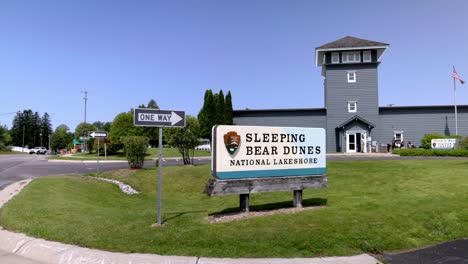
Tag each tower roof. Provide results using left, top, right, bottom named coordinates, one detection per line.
left=316, top=36, right=389, bottom=50
left=315, top=36, right=389, bottom=67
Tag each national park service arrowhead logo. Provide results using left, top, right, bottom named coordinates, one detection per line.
left=224, top=131, right=241, bottom=155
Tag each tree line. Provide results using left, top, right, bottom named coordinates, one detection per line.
left=8, top=110, right=52, bottom=149
left=3, top=91, right=234, bottom=165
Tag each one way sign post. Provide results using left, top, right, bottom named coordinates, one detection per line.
left=88, top=131, right=108, bottom=174
left=133, top=108, right=186, bottom=226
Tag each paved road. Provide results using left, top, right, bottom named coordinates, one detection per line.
left=382, top=239, right=468, bottom=264
left=0, top=154, right=210, bottom=190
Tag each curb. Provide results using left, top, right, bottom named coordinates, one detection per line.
left=47, top=159, right=128, bottom=163
left=47, top=157, right=212, bottom=163
left=0, top=180, right=382, bottom=264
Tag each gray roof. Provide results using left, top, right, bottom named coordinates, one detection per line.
left=316, top=36, right=389, bottom=50
left=233, top=107, right=326, bottom=113
left=337, top=115, right=376, bottom=130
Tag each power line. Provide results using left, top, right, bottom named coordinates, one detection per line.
left=0, top=112, right=17, bottom=116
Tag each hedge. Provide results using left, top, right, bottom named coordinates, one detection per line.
left=393, top=148, right=468, bottom=157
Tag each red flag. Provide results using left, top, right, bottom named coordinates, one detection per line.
left=453, top=67, right=465, bottom=84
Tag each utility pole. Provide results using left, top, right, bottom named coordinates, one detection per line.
left=22, top=126, right=25, bottom=152
left=81, top=91, right=89, bottom=152
left=82, top=91, right=88, bottom=124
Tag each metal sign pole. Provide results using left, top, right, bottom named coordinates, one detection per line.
left=97, top=138, right=100, bottom=173
left=157, top=127, right=163, bottom=225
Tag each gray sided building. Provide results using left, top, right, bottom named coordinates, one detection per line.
left=233, top=36, right=468, bottom=153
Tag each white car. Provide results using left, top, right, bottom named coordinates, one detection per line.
left=29, top=147, right=47, bottom=155
left=195, top=144, right=211, bottom=151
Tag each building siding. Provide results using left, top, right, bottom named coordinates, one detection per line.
left=233, top=109, right=326, bottom=128
left=325, top=63, right=379, bottom=152
left=378, top=106, right=468, bottom=147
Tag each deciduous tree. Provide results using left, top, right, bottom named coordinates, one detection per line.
left=51, top=124, right=73, bottom=150
left=75, top=123, right=97, bottom=153
left=164, top=116, right=200, bottom=165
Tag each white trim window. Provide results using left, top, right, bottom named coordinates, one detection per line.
left=393, top=131, right=403, bottom=142
left=331, top=52, right=340, bottom=64
left=342, top=51, right=361, bottom=63
left=393, top=131, right=404, bottom=147
left=363, top=51, right=372, bottom=62
left=347, top=71, right=356, bottom=83
left=348, top=101, right=357, bottom=113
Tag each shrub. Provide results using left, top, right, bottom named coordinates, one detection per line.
left=421, top=134, right=447, bottom=149
left=393, top=148, right=468, bottom=157
left=106, top=141, right=122, bottom=154
left=0, top=143, right=11, bottom=152
left=457, top=136, right=468, bottom=150
left=123, top=136, right=149, bottom=169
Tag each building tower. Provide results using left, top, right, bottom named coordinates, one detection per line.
left=315, top=36, right=389, bottom=152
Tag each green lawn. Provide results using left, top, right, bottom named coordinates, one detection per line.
left=48, top=147, right=211, bottom=160
left=1, top=160, right=468, bottom=258
left=0, top=150, right=26, bottom=155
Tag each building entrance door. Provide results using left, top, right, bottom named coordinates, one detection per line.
left=346, top=132, right=367, bottom=153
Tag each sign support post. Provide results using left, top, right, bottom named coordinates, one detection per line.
left=97, top=138, right=100, bottom=173
left=133, top=108, right=186, bottom=226
left=88, top=131, right=108, bottom=173
left=157, top=127, right=163, bottom=225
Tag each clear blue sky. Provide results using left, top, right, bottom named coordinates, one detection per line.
left=1, top=0, right=467, bottom=131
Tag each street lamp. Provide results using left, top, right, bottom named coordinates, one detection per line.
left=40, top=132, right=43, bottom=147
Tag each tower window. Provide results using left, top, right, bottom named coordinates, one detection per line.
left=348, top=101, right=357, bottom=113
left=331, top=52, right=339, bottom=64
left=363, top=51, right=372, bottom=62
left=347, top=71, right=356, bottom=83
left=342, top=52, right=360, bottom=63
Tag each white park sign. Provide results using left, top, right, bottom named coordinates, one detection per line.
left=431, top=138, right=457, bottom=149
left=212, top=125, right=326, bottom=180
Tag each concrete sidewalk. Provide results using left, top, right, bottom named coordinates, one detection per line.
left=0, top=180, right=382, bottom=264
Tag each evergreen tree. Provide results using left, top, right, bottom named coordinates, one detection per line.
left=214, top=90, right=225, bottom=125
left=40, top=112, right=53, bottom=148
left=224, top=90, right=233, bottom=125
left=198, top=89, right=215, bottom=139
left=10, top=112, right=22, bottom=146
left=0, top=124, right=10, bottom=150
left=31, top=112, right=41, bottom=147
left=147, top=99, right=159, bottom=109
left=10, top=110, right=39, bottom=148
left=9, top=110, right=54, bottom=148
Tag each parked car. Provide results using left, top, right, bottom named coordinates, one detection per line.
left=29, top=147, right=47, bottom=155
left=195, top=144, right=211, bottom=151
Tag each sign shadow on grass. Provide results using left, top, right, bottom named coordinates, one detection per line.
left=210, top=197, right=327, bottom=216
left=164, top=210, right=208, bottom=222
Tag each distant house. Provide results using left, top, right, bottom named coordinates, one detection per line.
left=233, top=36, right=468, bottom=153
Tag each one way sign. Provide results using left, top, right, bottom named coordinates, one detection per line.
left=134, top=108, right=186, bottom=128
